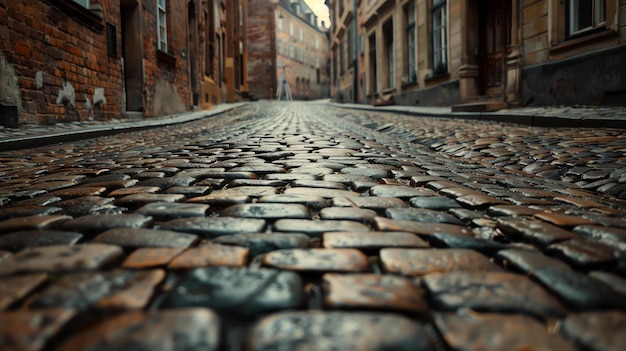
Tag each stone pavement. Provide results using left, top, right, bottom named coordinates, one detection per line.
left=0, top=101, right=625, bottom=350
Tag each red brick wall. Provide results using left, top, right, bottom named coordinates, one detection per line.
left=0, top=0, right=123, bottom=124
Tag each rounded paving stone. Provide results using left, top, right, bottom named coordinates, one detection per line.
left=369, top=184, right=436, bottom=198
left=135, top=202, right=210, bottom=220
left=162, top=266, right=303, bottom=316
left=60, top=308, right=221, bottom=351
left=323, top=273, right=428, bottom=313
left=0, top=309, right=76, bottom=351
left=561, top=311, right=626, bottom=351
left=429, top=233, right=508, bottom=254
left=0, top=244, right=123, bottom=275
left=385, top=208, right=464, bottom=225
left=210, top=232, right=311, bottom=257
left=0, top=273, right=48, bottom=310
left=223, top=203, right=311, bottom=219
left=250, top=310, right=435, bottom=351
left=374, top=217, right=473, bottom=238
left=409, top=196, right=463, bottom=210
left=92, top=228, right=198, bottom=249
left=61, top=214, right=154, bottom=235
left=168, top=244, right=249, bottom=268
left=496, top=217, right=577, bottom=247
left=0, top=215, right=72, bottom=234
left=122, top=247, right=187, bottom=268
left=262, top=248, right=370, bottom=272
left=319, top=207, right=378, bottom=222
left=333, top=196, right=408, bottom=210
left=422, top=272, right=567, bottom=320
left=159, top=216, right=267, bottom=238
left=0, top=230, right=82, bottom=252
left=381, top=248, right=501, bottom=276
left=323, top=231, right=428, bottom=251
left=273, top=219, right=370, bottom=238
left=434, top=311, right=576, bottom=351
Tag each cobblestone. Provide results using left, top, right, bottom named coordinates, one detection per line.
left=0, top=102, right=625, bottom=349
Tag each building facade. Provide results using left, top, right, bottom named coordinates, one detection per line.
left=328, top=0, right=626, bottom=109
left=247, top=0, right=330, bottom=101
left=0, top=0, right=248, bottom=127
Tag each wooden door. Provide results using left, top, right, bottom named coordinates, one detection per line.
left=480, top=0, right=509, bottom=96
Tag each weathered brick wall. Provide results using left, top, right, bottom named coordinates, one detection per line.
left=247, top=0, right=277, bottom=100
left=141, top=0, right=191, bottom=117
left=0, top=0, right=123, bottom=124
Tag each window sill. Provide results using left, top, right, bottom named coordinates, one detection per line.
left=157, top=49, right=177, bottom=66
left=401, top=80, right=418, bottom=88
left=425, top=71, right=450, bottom=84
left=550, top=29, right=618, bottom=55
left=55, top=0, right=104, bottom=32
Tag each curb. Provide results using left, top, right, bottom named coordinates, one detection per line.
left=327, top=102, right=626, bottom=129
left=0, top=103, right=247, bottom=152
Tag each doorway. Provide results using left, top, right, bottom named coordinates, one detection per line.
left=121, top=0, right=144, bottom=112
left=479, top=0, right=510, bottom=96
left=188, top=1, right=199, bottom=106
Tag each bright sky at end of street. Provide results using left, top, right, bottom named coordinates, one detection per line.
left=304, top=0, right=331, bottom=28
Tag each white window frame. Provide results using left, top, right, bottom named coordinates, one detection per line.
left=157, top=0, right=168, bottom=52
left=568, top=0, right=606, bottom=36
left=432, top=0, right=447, bottom=74
left=72, top=0, right=90, bottom=8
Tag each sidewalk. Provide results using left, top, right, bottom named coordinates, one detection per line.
left=329, top=102, right=626, bottom=129
left=0, top=103, right=247, bottom=152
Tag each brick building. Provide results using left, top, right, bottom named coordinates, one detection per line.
left=247, top=0, right=330, bottom=100
left=329, top=0, right=626, bottom=109
left=0, top=0, right=248, bottom=127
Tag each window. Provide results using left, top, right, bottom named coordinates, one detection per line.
left=347, top=23, right=354, bottom=67
left=157, top=0, right=167, bottom=52
left=278, top=13, right=283, bottom=31
left=432, top=0, right=447, bottom=74
left=339, top=39, right=345, bottom=74
left=277, top=39, right=284, bottom=55
left=568, top=0, right=605, bottom=36
left=368, top=33, right=377, bottom=94
left=405, top=3, right=416, bottom=83
left=299, top=28, right=304, bottom=41
left=383, top=20, right=394, bottom=88
left=289, top=45, right=295, bottom=59
left=72, top=0, right=90, bottom=7
left=289, top=22, right=294, bottom=36
left=315, top=37, right=320, bottom=50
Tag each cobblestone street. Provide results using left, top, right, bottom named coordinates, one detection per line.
left=1, top=101, right=625, bottom=350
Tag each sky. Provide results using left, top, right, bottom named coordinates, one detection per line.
left=304, top=0, right=331, bottom=28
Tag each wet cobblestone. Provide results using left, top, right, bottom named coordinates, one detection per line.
left=0, top=102, right=625, bottom=349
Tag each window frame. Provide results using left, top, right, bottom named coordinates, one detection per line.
left=567, top=0, right=606, bottom=37
left=157, top=0, right=168, bottom=52
left=405, top=2, right=417, bottom=84
left=72, top=0, right=89, bottom=8
left=431, top=0, right=447, bottom=75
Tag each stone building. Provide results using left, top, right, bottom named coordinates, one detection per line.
left=247, top=0, right=330, bottom=100
left=328, top=0, right=626, bottom=109
left=0, top=0, right=249, bottom=127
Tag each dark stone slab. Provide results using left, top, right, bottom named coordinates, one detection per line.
left=92, top=228, right=198, bottom=249
left=136, top=202, right=209, bottom=220
left=0, top=230, right=82, bottom=252
left=250, top=310, right=435, bottom=351
left=381, top=248, right=500, bottom=276
left=122, top=247, right=186, bottom=268
left=589, top=271, right=626, bottom=295
left=223, top=203, right=311, bottom=219
left=62, top=214, right=154, bottom=235
left=422, top=272, right=566, bottom=320
left=60, top=308, right=220, bottom=351
left=168, top=245, right=249, bottom=268
left=0, top=273, right=47, bottom=309
left=319, top=207, right=378, bottom=222
left=534, top=212, right=596, bottom=227
left=7, top=195, right=62, bottom=207
left=186, top=193, right=251, bottom=206
left=495, top=249, right=571, bottom=274
left=546, top=238, right=620, bottom=269
left=429, top=233, right=508, bottom=254
left=374, top=217, right=473, bottom=238
left=324, top=173, right=375, bottom=184
left=434, top=312, right=577, bottom=351
left=284, top=187, right=361, bottom=199
left=369, top=185, right=436, bottom=198
left=0, top=244, right=123, bottom=275
left=163, top=266, right=303, bottom=316
left=323, top=231, right=428, bottom=251
left=0, top=309, right=76, bottom=351
left=263, top=248, right=370, bottom=272
left=323, top=273, right=427, bottom=313
left=164, top=185, right=212, bottom=197
left=573, top=224, right=626, bottom=242
left=333, top=196, right=408, bottom=210
left=533, top=266, right=626, bottom=310
left=139, top=175, right=196, bottom=189
left=159, top=216, right=267, bottom=238
left=386, top=208, right=464, bottom=225
left=229, top=179, right=287, bottom=187
left=258, top=194, right=330, bottom=210
left=292, top=179, right=347, bottom=190
left=264, top=173, right=317, bottom=181
left=341, top=167, right=389, bottom=179
left=0, top=206, right=63, bottom=221
left=116, top=193, right=186, bottom=206
left=487, top=204, right=544, bottom=217
left=211, top=232, right=310, bottom=257
left=496, top=217, right=577, bottom=247
left=108, top=186, right=162, bottom=197
left=409, top=196, right=462, bottom=210
left=455, top=194, right=509, bottom=208
left=30, top=269, right=165, bottom=310
left=0, top=215, right=72, bottom=234
left=561, top=312, right=626, bottom=351
left=274, top=219, right=369, bottom=238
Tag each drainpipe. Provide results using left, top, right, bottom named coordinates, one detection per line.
left=352, top=0, right=358, bottom=104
